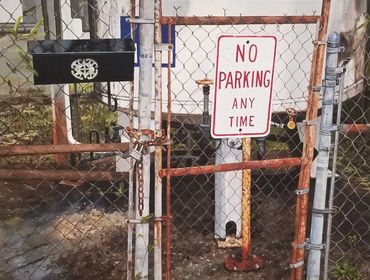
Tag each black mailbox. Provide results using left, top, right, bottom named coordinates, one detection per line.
left=28, top=38, right=135, bottom=85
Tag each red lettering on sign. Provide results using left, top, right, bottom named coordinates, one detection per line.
left=249, top=44, right=258, bottom=62
left=235, top=43, right=258, bottom=63
left=218, top=70, right=271, bottom=90
left=228, top=115, right=255, bottom=127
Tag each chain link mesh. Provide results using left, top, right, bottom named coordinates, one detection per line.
left=0, top=1, right=137, bottom=279
left=327, top=26, right=370, bottom=278
left=166, top=18, right=316, bottom=279
left=0, top=1, right=369, bottom=280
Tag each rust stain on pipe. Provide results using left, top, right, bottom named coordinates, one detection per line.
left=291, top=1, right=332, bottom=279
left=160, top=157, right=302, bottom=178
left=0, top=169, right=125, bottom=182
left=161, top=15, right=321, bottom=26
left=0, top=143, right=130, bottom=157
left=241, top=138, right=251, bottom=261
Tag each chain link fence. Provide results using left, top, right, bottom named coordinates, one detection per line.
left=0, top=1, right=137, bottom=279
left=0, top=1, right=369, bottom=280
left=327, top=19, right=370, bottom=278
left=165, top=16, right=317, bottom=279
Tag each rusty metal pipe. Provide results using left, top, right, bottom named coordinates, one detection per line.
left=0, top=143, right=130, bottom=157
left=154, top=0, right=163, bottom=279
left=341, top=124, right=370, bottom=135
left=161, top=15, right=321, bottom=25
left=224, top=138, right=263, bottom=271
left=290, top=1, right=332, bottom=279
left=160, top=157, right=301, bottom=177
left=0, top=169, right=125, bottom=181
left=241, top=138, right=252, bottom=261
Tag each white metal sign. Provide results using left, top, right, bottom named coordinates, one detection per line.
left=211, top=35, right=277, bottom=138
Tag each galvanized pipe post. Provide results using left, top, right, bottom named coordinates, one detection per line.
left=307, top=32, right=341, bottom=280
left=135, top=0, right=154, bottom=279
left=154, top=0, right=163, bottom=279
left=323, top=58, right=347, bottom=280
left=127, top=1, right=136, bottom=279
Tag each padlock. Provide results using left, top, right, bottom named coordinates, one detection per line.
left=286, top=108, right=297, bottom=130
left=287, top=117, right=296, bottom=130
left=129, top=143, right=143, bottom=161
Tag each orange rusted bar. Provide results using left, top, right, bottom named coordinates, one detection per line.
left=290, top=1, right=331, bottom=279
left=341, top=124, right=370, bottom=135
left=0, top=143, right=130, bottom=157
left=241, top=138, right=252, bottom=261
left=0, top=169, right=125, bottom=181
left=160, top=157, right=302, bottom=177
left=224, top=138, right=263, bottom=271
left=161, top=15, right=321, bottom=25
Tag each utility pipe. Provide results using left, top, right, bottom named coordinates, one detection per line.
left=135, top=0, right=154, bottom=279
left=0, top=143, right=130, bottom=156
left=322, top=58, right=347, bottom=280
left=160, top=157, right=302, bottom=177
left=161, top=15, right=321, bottom=25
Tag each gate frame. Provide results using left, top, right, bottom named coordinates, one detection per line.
left=157, top=1, right=331, bottom=279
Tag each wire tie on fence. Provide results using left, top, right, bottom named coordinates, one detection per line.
left=155, top=43, right=171, bottom=51
left=326, top=46, right=345, bottom=54
left=318, top=145, right=332, bottom=152
left=303, top=120, right=317, bottom=126
left=320, top=125, right=340, bottom=135
left=312, top=40, right=326, bottom=46
left=295, top=188, right=310, bottom=196
left=306, top=242, right=326, bottom=250
left=312, top=207, right=337, bottom=215
left=125, top=18, right=155, bottom=24
left=293, top=238, right=309, bottom=249
left=322, top=79, right=337, bottom=88
left=322, top=99, right=334, bottom=106
left=289, top=260, right=304, bottom=269
left=326, top=66, right=345, bottom=75
left=126, top=219, right=150, bottom=224
left=312, top=85, right=322, bottom=92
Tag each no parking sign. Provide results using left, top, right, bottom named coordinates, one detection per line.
left=211, top=35, right=277, bottom=138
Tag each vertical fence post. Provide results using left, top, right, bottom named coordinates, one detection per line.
left=290, top=1, right=331, bottom=279
left=135, top=0, right=154, bottom=279
left=127, top=1, right=136, bottom=279
left=307, top=32, right=342, bottom=280
left=323, top=58, right=347, bottom=280
left=154, top=0, right=163, bottom=279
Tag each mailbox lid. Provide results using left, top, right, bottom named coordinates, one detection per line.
left=28, top=38, right=135, bottom=54
left=27, top=38, right=135, bottom=85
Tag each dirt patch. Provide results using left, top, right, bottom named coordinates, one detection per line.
left=0, top=164, right=368, bottom=280
left=0, top=179, right=128, bottom=280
